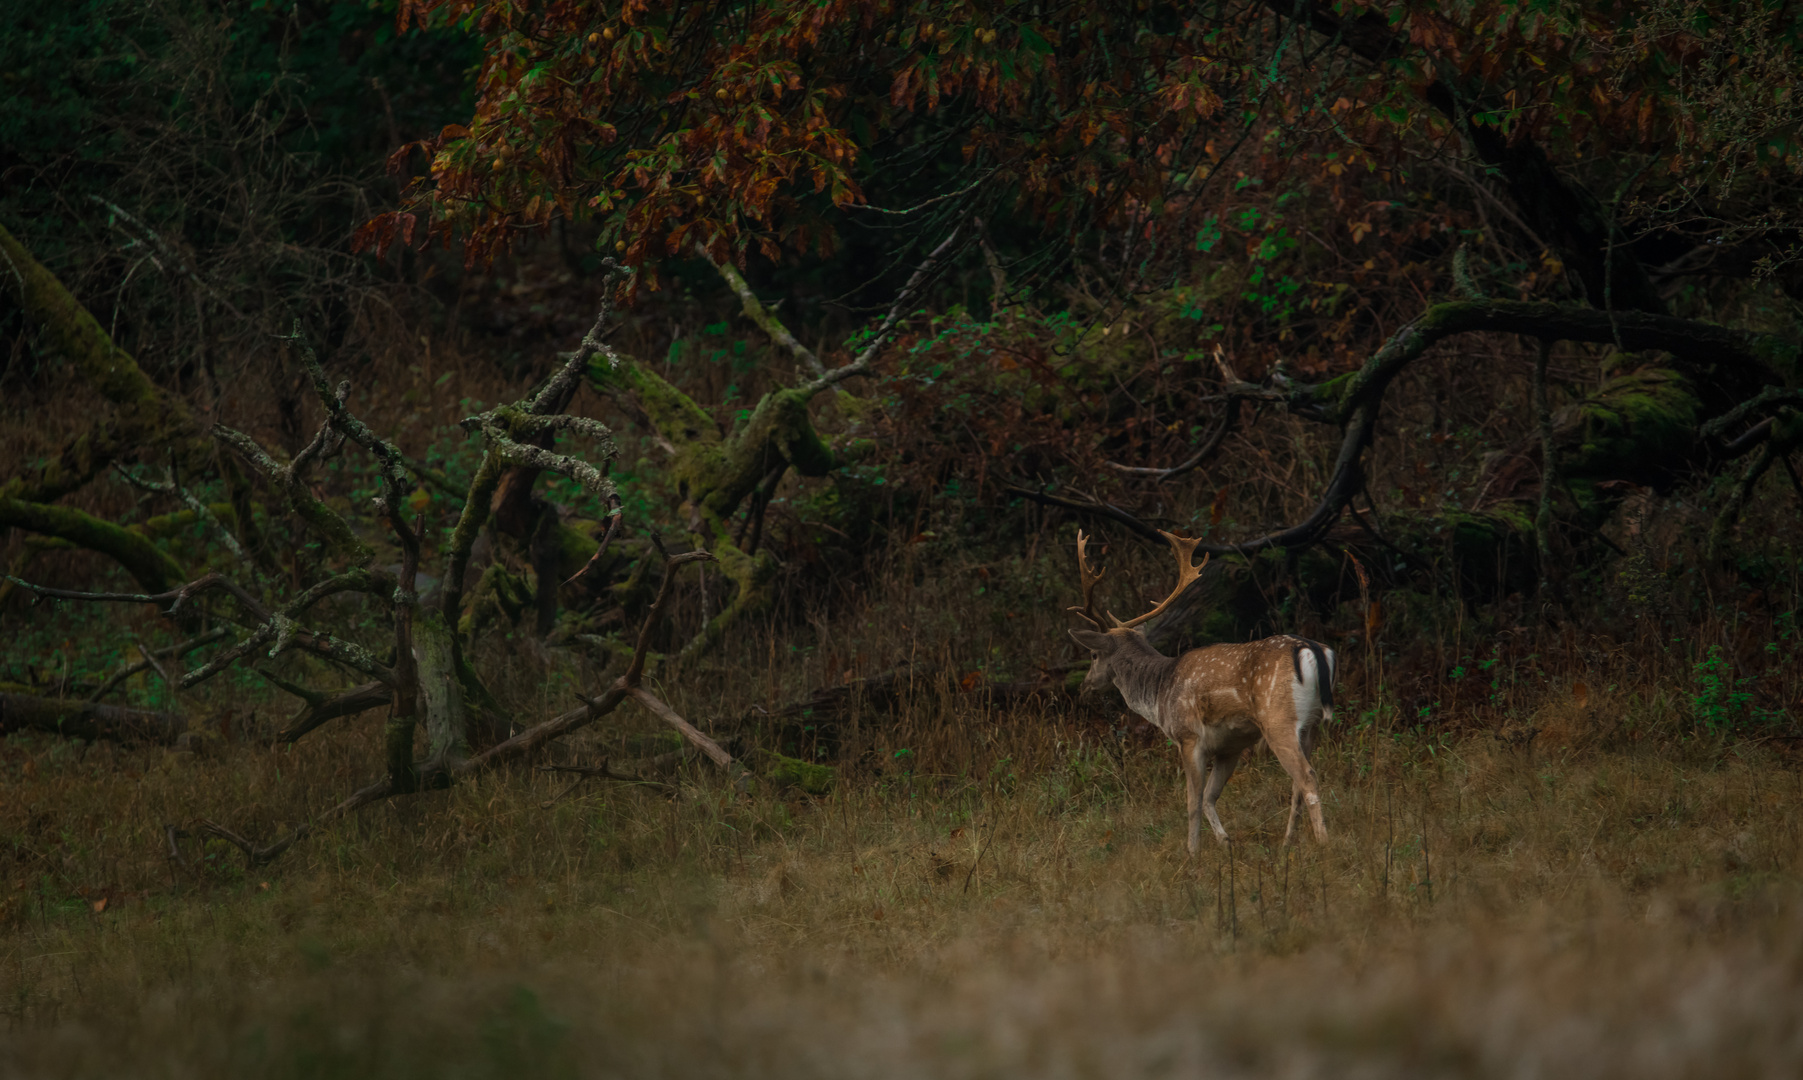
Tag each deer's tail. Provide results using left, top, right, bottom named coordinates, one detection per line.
left=1291, top=638, right=1336, bottom=722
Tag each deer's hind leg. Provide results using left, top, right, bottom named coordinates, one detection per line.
left=1266, top=711, right=1326, bottom=843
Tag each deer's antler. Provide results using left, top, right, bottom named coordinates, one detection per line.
left=1067, top=529, right=1107, bottom=628
left=1111, top=530, right=1208, bottom=630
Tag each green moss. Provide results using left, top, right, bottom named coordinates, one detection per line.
left=589, top=356, right=718, bottom=446
left=139, top=502, right=238, bottom=540
left=0, top=497, right=185, bottom=594
left=1435, top=508, right=1534, bottom=597
left=1563, top=368, right=1696, bottom=480
left=1307, top=370, right=1358, bottom=408
left=0, top=224, right=207, bottom=498
left=759, top=750, right=835, bottom=795
left=460, top=564, right=534, bottom=637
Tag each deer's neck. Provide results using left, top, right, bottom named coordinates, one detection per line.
left=1109, top=639, right=1179, bottom=724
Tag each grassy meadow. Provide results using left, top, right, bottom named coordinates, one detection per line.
left=5, top=556, right=1802, bottom=1079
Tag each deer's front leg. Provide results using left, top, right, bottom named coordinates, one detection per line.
left=1201, top=748, right=1242, bottom=846
left=1178, top=735, right=1205, bottom=854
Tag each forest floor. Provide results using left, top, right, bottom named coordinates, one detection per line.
left=5, top=574, right=1802, bottom=1078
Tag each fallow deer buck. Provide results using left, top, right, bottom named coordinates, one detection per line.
left=1067, top=530, right=1336, bottom=851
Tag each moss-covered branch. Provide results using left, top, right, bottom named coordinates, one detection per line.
left=0, top=497, right=186, bottom=594
left=0, top=222, right=205, bottom=503
left=213, top=424, right=373, bottom=563
left=705, top=244, right=824, bottom=377
left=587, top=355, right=860, bottom=659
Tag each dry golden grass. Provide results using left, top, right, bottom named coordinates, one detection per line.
left=5, top=557, right=1802, bottom=1079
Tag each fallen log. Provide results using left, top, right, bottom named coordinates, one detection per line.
left=0, top=692, right=185, bottom=744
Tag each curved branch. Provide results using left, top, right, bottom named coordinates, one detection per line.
left=270, top=681, right=393, bottom=745
left=1196, top=402, right=1375, bottom=557
left=0, top=223, right=205, bottom=502
left=0, top=498, right=188, bottom=595
left=1310, top=300, right=1786, bottom=427
left=1004, top=484, right=1165, bottom=544
left=1104, top=403, right=1240, bottom=480
left=1702, top=386, right=1803, bottom=441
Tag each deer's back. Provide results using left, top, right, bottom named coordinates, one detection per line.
left=1166, top=637, right=1310, bottom=731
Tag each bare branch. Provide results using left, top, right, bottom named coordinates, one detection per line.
left=1104, top=403, right=1240, bottom=480
left=1702, top=386, right=1803, bottom=441
left=4, top=570, right=252, bottom=617
left=843, top=170, right=993, bottom=216
left=114, top=462, right=250, bottom=563
left=285, top=324, right=411, bottom=509
left=87, top=627, right=230, bottom=703
left=625, top=686, right=743, bottom=777
left=628, top=548, right=714, bottom=685
left=563, top=495, right=625, bottom=587
left=538, top=759, right=676, bottom=802
left=270, top=680, right=392, bottom=744
left=468, top=423, right=618, bottom=501
left=797, top=226, right=966, bottom=398
left=1003, top=486, right=1166, bottom=544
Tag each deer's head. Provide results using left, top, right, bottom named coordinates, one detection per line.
left=1066, top=528, right=1208, bottom=692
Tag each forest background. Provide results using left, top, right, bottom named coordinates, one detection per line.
left=3, top=1, right=1803, bottom=1076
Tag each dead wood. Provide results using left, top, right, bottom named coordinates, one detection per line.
left=271, top=681, right=393, bottom=744
left=0, top=693, right=185, bottom=745
left=171, top=546, right=740, bottom=869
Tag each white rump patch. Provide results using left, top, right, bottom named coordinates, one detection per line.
left=1292, top=646, right=1319, bottom=736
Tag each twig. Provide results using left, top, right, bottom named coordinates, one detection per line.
left=842, top=170, right=993, bottom=216
left=1104, top=403, right=1240, bottom=480
left=130, top=635, right=179, bottom=698
left=563, top=497, right=625, bottom=587
left=537, top=758, right=677, bottom=803
left=86, top=628, right=229, bottom=703
left=963, top=823, right=994, bottom=894
left=796, top=226, right=965, bottom=397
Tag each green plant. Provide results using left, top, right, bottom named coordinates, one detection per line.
left=1691, top=645, right=1755, bottom=734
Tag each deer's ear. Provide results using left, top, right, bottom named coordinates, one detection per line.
left=1068, top=628, right=1113, bottom=653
